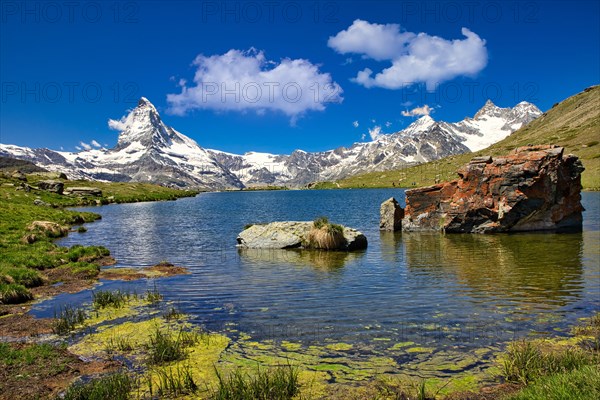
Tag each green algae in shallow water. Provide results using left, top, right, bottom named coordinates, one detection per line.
left=325, top=343, right=353, bottom=351
left=388, top=341, right=415, bottom=350
left=69, top=316, right=230, bottom=395
left=406, top=347, right=435, bottom=353
left=281, top=341, right=302, bottom=351
left=69, top=318, right=168, bottom=356
left=84, top=297, right=155, bottom=327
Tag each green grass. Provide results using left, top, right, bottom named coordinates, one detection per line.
left=146, top=325, right=200, bottom=364
left=92, top=289, right=130, bottom=309
left=104, top=335, right=134, bottom=354
left=52, top=305, right=87, bottom=335
left=61, top=371, right=135, bottom=400
left=0, top=282, right=33, bottom=303
left=319, top=85, right=600, bottom=191
left=0, top=342, right=61, bottom=366
left=502, top=314, right=600, bottom=399
left=146, top=284, right=163, bottom=304
left=147, top=365, right=199, bottom=397
left=507, top=365, right=600, bottom=400
left=312, top=216, right=344, bottom=234
left=0, top=174, right=196, bottom=304
left=214, top=365, right=299, bottom=400
left=502, top=341, right=596, bottom=385
left=0, top=342, right=72, bottom=379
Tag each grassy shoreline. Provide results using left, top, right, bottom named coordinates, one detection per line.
left=0, top=173, right=197, bottom=305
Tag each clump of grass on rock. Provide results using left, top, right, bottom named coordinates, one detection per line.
left=306, top=217, right=347, bottom=250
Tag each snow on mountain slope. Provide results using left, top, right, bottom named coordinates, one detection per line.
left=449, top=100, right=542, bottom=151
left=1, top=98, right=243, bottom=189
left=0, top=97, right=541, bottom=188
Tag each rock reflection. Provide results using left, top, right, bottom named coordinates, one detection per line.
left=402, top=232, right=584, bottom=306
left=379, top=231, right=405, bottom=263
left=238, top=248, right=364, bottom=270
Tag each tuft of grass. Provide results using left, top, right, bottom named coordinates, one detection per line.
left=502, top=340, right=597, bottom=385
left=77, top=226, right=87, bottom=233
left=164, top=306, right=183, bottom=321
left=312, top=216, right=329, bottom=229
left=0, top=266, right=43, bottom=287
left=146, top=326, right=200, bottom=365
left=508, top=365, right=600, bottom=400
left=146, top=284, right=163, bottom=304
left=147, top=365, right=198, bottom=397
left=92, top=289, right=129, bottom=309
left=52, top=305, right=87, bottom=335
left=306, top=217, right=346, bottom=250
left=66, top=244, right=109, bottom=262
left=61, top=371, right=134, bottom=400
left=104, top=335, right=134, bottom=355
left=0, top=282, right=33, bottom=304
left=213, top=365, right=299, bottom=400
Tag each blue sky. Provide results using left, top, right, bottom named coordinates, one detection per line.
left=1, top=0, right=598, bottom=154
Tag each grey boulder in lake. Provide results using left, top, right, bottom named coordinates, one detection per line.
left=237, top=221, right=368, bottom=251
left=379, top=197, right=404, bottom=231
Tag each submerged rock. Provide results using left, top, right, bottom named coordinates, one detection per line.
left=380, top=197, right=404, bottom=231
left=402, top=145, right=585, bottom=233
left=237, top=221, right=367, bottom=251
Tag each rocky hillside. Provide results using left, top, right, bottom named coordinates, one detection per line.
left=325, top=85, right=600, bottom=190
left=0, top=156, right=47, bottom=173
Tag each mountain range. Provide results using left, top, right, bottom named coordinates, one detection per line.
left=327, top=85, right=599, bottom=191
left=0, top=97, right=541, bottom=189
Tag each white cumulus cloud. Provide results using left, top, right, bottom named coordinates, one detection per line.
left=166, top=48, right=343, bottom=123
left=91, top=140, right=102, bottom=148
left=79, top=141, right=92, bottom=151
left=329, top=20, right=488, bottom=90
left=108, top=117, right=128, bottom=131
left=353, top=120, right=359, bottom=128
left=401, top=104, right=433, bottom=117
left=328, top=19, right=415, bottom=61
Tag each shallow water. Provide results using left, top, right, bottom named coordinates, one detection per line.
left=32, top=189, right=600, bottom=376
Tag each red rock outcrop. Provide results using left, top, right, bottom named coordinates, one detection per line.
left=402, top=145, right=585, bottom=233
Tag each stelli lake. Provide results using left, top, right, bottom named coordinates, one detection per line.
left=32, top=189, right=600, bottom=381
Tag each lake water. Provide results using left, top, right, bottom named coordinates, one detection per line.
left=32, top=189, right=600, bottom=379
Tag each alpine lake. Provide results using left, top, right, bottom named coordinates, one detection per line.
left=31, top=189, right=600, bottom=394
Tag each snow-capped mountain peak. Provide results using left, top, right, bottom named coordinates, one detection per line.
left=402, top=115, right=436, bottom=136
left=0, top=97, right=542, bottom=189
left=474, top=99, right=504, bottom=119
